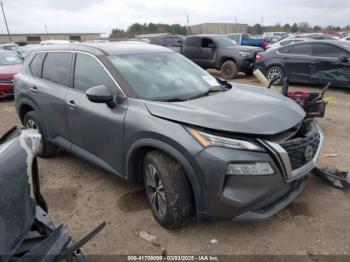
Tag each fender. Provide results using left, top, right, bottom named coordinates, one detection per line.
left=16, top=97, right=50, bottom=139
left=126, top=138, right=204, bottom=211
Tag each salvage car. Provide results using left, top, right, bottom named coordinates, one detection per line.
left=266, top=37, right=310, bottom=51
left=0, top=127, right=104, bottom=261
left=15, top=42, right=323, bottom=229
left=0, top=50, right=22, bottom=98
left=182, top=35, right=263, bottom=78
left=255, top=40, right=350, bottom=86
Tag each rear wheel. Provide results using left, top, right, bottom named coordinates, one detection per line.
left=23, top=111, right=57, bottom=157
left=220, top=60, right=238, bottom=79
left=266, top=66, right=284, bottom=86
left=143, top=150, right=194, bottom=229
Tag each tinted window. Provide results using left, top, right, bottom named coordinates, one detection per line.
left=278, top=46, right=291, bottom=54
left=201, top=38, right=215, bottom=48
left=42, top=52, right=73, bottom=86
left=186, top=37, right=200, bottom=47
left=29, top=53, right=46, bottom=77
left=312, top=44, right=348, bottom=58
left=280, top=40, right=303, bottom=46
left=74, top=53, right=116, bottom=93
left=165, top=37, right=182, bottom=46
left=288, top=44, right=312, bottom=55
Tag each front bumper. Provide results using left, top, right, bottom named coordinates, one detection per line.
left=0, top=84, right=14, bottom=98
left=194, top=123, right=323, bottom=220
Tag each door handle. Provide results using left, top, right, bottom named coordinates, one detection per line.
left=30, top=86, right=39, bottom=93
left=67, top=100, right=77, bottom=108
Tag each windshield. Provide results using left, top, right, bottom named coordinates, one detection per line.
left=215, top=36, right=237, bottom=48
left=0, top=52, right=22, bottom=66
left=109, top=52, right=222, bottom=101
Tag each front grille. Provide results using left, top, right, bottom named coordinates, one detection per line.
left=279, top=121, right=320, bottom=170
left=0, top=78, right=13, bottom=85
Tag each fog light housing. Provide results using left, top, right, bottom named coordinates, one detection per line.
left=226, top=162, right=274, bottom=176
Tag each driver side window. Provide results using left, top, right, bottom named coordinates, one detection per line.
left=74, top=53, right=116, bottom=93
left=201, top=38, right=215, bottom=48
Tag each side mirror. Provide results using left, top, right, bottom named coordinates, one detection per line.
left=338, top=56, right=349, bottom=63
left=86, top=85, right=116, bottom=108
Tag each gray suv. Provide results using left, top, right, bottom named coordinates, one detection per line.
left=15, top=42, right=323, bottom=229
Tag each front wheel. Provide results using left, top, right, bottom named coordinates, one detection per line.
left=220, top=60, right=238, bottom=79
left=143, top=151, right=194, bottom=229
left=266, top=66, right=285, bottom=86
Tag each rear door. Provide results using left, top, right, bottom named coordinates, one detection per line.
left=32, top=52, right=73, bottom=145
left=182, top=37, right=201, bottom=63
left=282, top=43, right=313, bottom=83
left=65, top=52, right=127, bottom=176
left=197, top=38, right=217, bottom=68
left=310, top=43, right=350, bottom=87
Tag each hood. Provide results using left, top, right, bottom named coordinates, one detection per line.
left=0, top=64, right=22, bottom=77
left=225, top=46, right=264, bottom=53
left=145, top=84, right=306, bottom=136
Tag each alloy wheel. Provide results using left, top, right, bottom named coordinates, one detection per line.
left=145, top=163, right=166, bottom=217
left=267, top=68, right=282, bottom=83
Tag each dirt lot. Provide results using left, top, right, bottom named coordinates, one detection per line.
left=1, top=75, right=350, bottom=256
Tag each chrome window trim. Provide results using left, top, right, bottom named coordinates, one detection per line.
left=261, top=122, right=324, bottom=182
left=31, top=50, right=126, bottom=97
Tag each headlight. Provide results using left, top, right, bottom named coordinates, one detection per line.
left=238, top=51, right=251, bottom=57
left=186, top=127, right=264, bottom=151
left=226, top=162, right=275, bottom=176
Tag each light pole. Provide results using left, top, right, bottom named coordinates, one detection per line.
left=1, top=1, right=11, bottom=42
left=44, top=25, right=49, bottom=40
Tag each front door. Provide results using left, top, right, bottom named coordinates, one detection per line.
left=283, top=43, right=313, bottom=83
left=310, top=43, right=350, bottom=87
left=66, top=53, right=127, bottom=177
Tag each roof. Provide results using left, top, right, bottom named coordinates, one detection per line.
left=31, top=41, right=174, bottom=56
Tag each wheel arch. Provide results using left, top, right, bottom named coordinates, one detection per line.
left=219, top=56, right=237, bottom=68
left=125, top=138, right=204, bottom=211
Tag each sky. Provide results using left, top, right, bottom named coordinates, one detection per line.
left=1, top=0, right=350, bottom=35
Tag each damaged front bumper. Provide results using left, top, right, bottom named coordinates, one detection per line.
left=194, top=121, right=323, bottom=221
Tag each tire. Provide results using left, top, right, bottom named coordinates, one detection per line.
left=245, top=69, right=254, bottom=76
left=23, top=111, right=57, bottom=157
left=266, top=66, right=285, bottom=86
left=220, top=60, right=238, bottom=79
left=143, top=150, right=194, bottom=229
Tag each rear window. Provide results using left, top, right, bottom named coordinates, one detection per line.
left=186, top=37, right=200, bottom=47
left=288, top=43, right=312, bottom=56
left=29, top=53, right=46, bottom=78
left=0, top=52, right=22, bottom=66
left=42, top=52, right=73, bottom=86
left=313, top=43, right=349, bottom=58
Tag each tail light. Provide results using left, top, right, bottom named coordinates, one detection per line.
left=256, top=53, right=264, bottom=62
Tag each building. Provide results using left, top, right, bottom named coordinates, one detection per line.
left=190, top=23, right=248, bottom=35
left=0, top=33, right=102, bottom=44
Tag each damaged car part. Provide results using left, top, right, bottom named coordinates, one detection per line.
left=311, top=167, right=349, bottom=189
left=0, top=127, right=105, bottom=261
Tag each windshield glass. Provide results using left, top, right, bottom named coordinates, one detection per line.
left=109, top=52, right=222, bottom=101
left=0, top=52, right=22, bottom=66
left=215, top=36, right=237, bottom=48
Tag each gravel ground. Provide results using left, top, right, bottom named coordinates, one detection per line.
left=1, top=75, right=349, bottom=256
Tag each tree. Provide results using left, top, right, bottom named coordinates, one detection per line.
left=249, top=23, right=263, bottom=35
left=291, top=23, right=298, bottom=33
left=299, top=22, right=311, bottom=33
left=313, top=25, right=322, bottom=32
left=282, top=23, right=291, bottom=32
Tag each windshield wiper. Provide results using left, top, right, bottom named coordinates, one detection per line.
left=188, top=85, right=229, bottom=100
left=157, top=97, right=187, bottom=102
